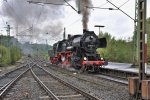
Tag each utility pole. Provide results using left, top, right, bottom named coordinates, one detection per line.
left=0, top=30, right=2, bottom=46
left=4, top=23, right=12, bottom=47
left=138, top=0, right=147, bottom=84
left=6, top=25, right=10, bottom=36
left=46, top=39, right=47, bottom=49
left=136, top=0, right=147, bottom=99
left=0, top=30, right=2, bottom=63
left=15, top=25, right=18, bottom=37
left=4, top=23, right=13, bottom=37
left=133, top=0, right=139, bottom=66
left=63, top=27, right=66, bottom=40
left=0, top=30, right=2, bottom=35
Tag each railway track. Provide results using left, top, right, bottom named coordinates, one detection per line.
left=0, top=64, right=30, bottom=98
left=0, top=64, right=28, bottom=78
left=3, top=69, right=51, bottom=99
left=0, top=58, right=129, bottom=99
left=5, top=58, right=128, bottom=99
left=43, top=64, right=128, bottom=85
left=31, top=64, right=100, bottom=100
left=39, top=63, right=129, bottom=99
left=45, top=62, right=150, bottom=85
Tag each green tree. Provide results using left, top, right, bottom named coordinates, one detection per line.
left=98, top=32, right=133, bottom=63
left=147, top=17, right=150, bottom=63
left=97, top=17, right=150, bottom=63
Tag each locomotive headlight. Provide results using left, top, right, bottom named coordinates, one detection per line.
left=61, top=56, right=65, bottom=61
left=101, top=58, right=104, bottom=60
left=84, top=57, right=87, bottom=61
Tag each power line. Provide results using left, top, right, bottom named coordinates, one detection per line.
left=27, top=1, right=69, bottom=6
left=65, top=17, right=81, bottom=28
left=29, top=0, right=48, bottom=36
left=30, top=4, right=39, bottom=28
left=16, top=27, right=33, bottom=36
left=3, top=0, right=33, bottom=38
left=27, top=0, right=68, bottom=26
left=98, top=1, right=109, bottom=8
left=0, top=1, right=6, bottom=25
left=63, top=0, right=79, bottom=14
left=118, top=0, right=130, bottom=8
left=0, top=2, right=7, bottom=26
left=106, top=0, right=135, bottom=21
left=0, top=16, right=6, bottom=26
left=34, top=1, right=46, bottom=26
left=86, top=6, right=117, bottom=10
left=27, top=0, right=80, bottom=14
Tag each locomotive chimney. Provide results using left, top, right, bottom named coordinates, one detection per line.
left=83, top=29, right=87, bottom=33
left=68, top=34, right=71, bottom=39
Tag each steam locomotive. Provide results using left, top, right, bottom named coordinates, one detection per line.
left=49, top=30, right=107, bottom=72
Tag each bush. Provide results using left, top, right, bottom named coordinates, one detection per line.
left=97, top=32, right=134, bottom=63
left=10, top=46, right=21, bottom=64
left=0, top=45, right=11, bottom=66
left=0, top=45, right=21, bottom=66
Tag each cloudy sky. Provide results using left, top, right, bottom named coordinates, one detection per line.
left=64, top=0, right=150, bottom=39
left=0, top=0, right=150, bottom=45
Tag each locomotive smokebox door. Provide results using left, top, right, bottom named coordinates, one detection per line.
left=98, top=38, right=107, bottom=48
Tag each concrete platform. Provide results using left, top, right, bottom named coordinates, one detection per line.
left=104, top=62, right=150, bottom=74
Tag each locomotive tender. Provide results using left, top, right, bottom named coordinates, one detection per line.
left=49, top=30, right=107, bottom=72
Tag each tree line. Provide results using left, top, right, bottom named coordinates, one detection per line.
left=97, top=32, right=134, bottom=63
left=0, top=36, right=21, bottom=67
left=97, top=17, right=150, bottom=64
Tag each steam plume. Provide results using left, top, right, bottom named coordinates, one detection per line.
left=77, top=0, right=92, bottom=30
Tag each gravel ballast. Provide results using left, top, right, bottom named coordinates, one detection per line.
left=3, top=71, right=51, bottom=100
left=43, top=65, right=130, bottom=100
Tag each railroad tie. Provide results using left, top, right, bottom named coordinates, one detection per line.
left=57, top=94, right=82, bottom=98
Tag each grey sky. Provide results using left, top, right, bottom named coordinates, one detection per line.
left=64, top=0, right=150, bottom=40
left=0, top=0, right=150, bottom=44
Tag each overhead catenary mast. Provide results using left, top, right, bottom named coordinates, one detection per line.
left=4, top=23, right=13, bottom=36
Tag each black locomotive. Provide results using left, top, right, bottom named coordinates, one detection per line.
left=49, top=30, right=107, bottom=72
